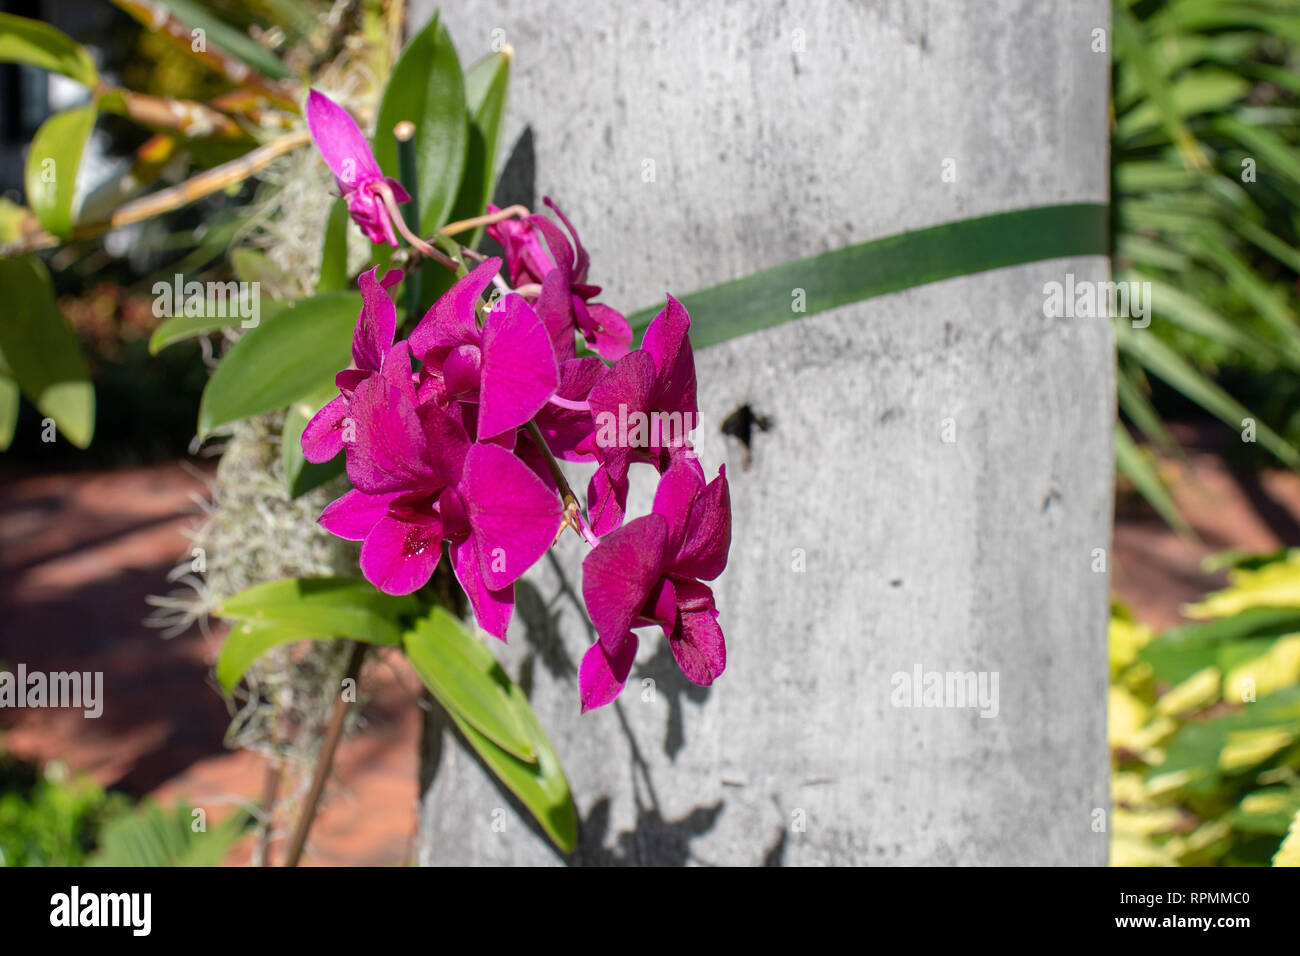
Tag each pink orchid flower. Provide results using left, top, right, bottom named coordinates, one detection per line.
left=487, top=198, right=633, bottom=361
left=301, top=266, right=403, bottom=464
left=408, top=257, right=560, bottom=441
left=305, top=89, right=411, bottom=247
left=579, top=457, right=731, bottom=712
left=582, top=295, right=699, bottom=534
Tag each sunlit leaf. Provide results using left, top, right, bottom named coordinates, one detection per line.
left=24, top=103, right=97, bottom=239
left=0, top=256, right=93, bottom=447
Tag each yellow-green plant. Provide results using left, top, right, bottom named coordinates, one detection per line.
left=1110, top=550, right=1300, bottom=865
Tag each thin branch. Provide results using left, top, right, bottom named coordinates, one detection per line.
left=110, top=0, right=302, bottom=111
left=97, top=85, right=249, bottom=140
left=1, top=129, right=311, bottom=255
left=283, top=641, right=367, bottom=867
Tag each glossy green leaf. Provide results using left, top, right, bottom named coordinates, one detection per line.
left=403, top=606, right=535, bottom=762
left=0, top=13, right=98, bottom=85
left=148, top=299, right=287, bottom=355
left=281, top=388, right=345, bottom=498
left=625, top=204, right=1110, bottom=347
left=24, top=103, right=97, bottom=239
left=374, top=14, right=468, bottom=232
left=0, top=256, right=94, bottom=448
left=153, top=0, right=291, bottom=80
left=217, top=576, right=417, bottom=646
left=445, top=687, right=578, bottom=854
left=446, top=48, right=512, bottom=247
left=197, top=290, right=360, bottom=437
left=317, top=197, right=350, bottom=293
left=216, top=620, right=318, bottom=692
left=0, top=373, right=18, bottom=451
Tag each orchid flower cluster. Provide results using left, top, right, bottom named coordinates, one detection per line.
left=301, top=91, right=732, bottom=712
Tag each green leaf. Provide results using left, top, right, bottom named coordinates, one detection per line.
left=0, top=373, right=18, bottom=451
left=152, top=0, right=291, bottom=80
left=230, top=246, right=291, bottom=288
left=1117, top=368, right=1179, bottom=456
left=24, top=103, right=97, bottom=239
left=1114, top=423, right=1189, bottom=535
left=217, top=577, right=417, bottom=646
left=624, top=204, right=1110, bottom=348
left=148, top=299, right=287, bottom=355
left=446, top=48, right=512, bottom=246
left=1119, top=269, right=1284, bottom=366
left=317, top=197, right=350, bottom=293
left=1275, top=809, right=1300, bottom=866
left=197, top=290, right=361, bottom=437
left=216, top=620, right=318, bottom=692
left=374, top=14, right=468, bottom=232
left=402, top=606, right=535, bottom=763
left=445, top=686, right=578, bottom=854
left=1116, top=70, right=1251, bottom=139
left=1156, top=687, right=1300, bottom=794
left=89, top=801, right=250, bottom=867
left=404, top=604, right=575, bottom=852
left=1112, top=3, right=1208, bottom=168
left=1140, top=607, right=1300, bottom=687
left=1116, top=323, right=1299, bottom=468
left=0, top=13, right=98, bottom=85
left=0, top=256, right=94, bottom=448
left=281, top=388, right=345, bottom=498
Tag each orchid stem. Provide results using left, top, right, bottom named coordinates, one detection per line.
left=394, top=122, right=422, bottom=316
left=525, top=421, right=600, bottom=547
left=440, top=204, right=530, bottom=238
left=283, top=641, right=367, bottom=867
left=375, top=181, right=459, bottom=272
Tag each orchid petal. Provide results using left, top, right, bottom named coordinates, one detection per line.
left=581, top=513, right=668, bottom=646
left=579, top=301, right=633, bottom=360
left=301, top=393, right=349, bottom=463
left=408, top=257, right=499, bottom=360
left=360, top=509, right=443, bottom=595
left=451, top=534, right=513, bottom=639
left=641, top=295, right=697, bottom=414
left=352, top=266, right=399, bottom=372
left=578, top=633, right=638, bottom=713
left=319, top=488, right=403, bottom=541
left=675, top=464, right=732, bottom=581
left=478, top=296, right=560, bottom=440
left=534, top=267, right=578, bottom=361
left=543, top=196, right=589, bottom=283
left=651, top=455, right=705, bottom=557
left=305, top=89, right=382, bottom=189
left=586, top=464, right=629, bottom=537
left=669, top=582, right=726, bottom=685
left=345, top=373, right=433, bottom=493
left=459, top=442, right=561, bottom=590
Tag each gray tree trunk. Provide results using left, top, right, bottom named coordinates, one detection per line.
left=413, top=0, right=1113, bottom=865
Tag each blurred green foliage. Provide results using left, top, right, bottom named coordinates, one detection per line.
left=0, top=746, right=131, bottom=866
left=1113, top=0, right=1300, bottom=522
left=1110, top=550, right=1300, bottom=866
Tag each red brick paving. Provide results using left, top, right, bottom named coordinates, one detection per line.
left=0, top=462, right=422, bottom=866
left=2, top=424, right=1299, bottom=864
